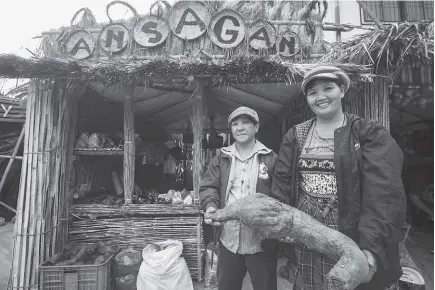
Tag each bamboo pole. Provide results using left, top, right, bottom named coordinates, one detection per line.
left=0, top=155, right=23, bottom=160
left=0, top=199, right=16, bottom=213
left=41, top=81, right=54, bottom=263
left=51, top=85, right=67, bottom=256
left=48, top=83, right=61, bottom=258
left=123, top=83, right=135, bottom=205
left=0, top=125, right=25, bottom=211
left=23, top=78, right=42, bottom=289
left=10, top=79, right=33, bottom=289
left=56, top=84, right=67, bottom=254
left=31, top=83, right=48, bottom=289
left=60, top=82, right=78, bottom=248
left=356, top=0, right=384, bottom=30
left=17, top=78, right=37, bottom=289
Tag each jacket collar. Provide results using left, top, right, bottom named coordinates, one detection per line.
left=294, top=113, right=362, bottom=148
left=220, top=140, right=271, bottom=159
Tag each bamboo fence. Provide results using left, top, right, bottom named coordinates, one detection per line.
left=69, top=204, right=203, bottom=280
left=361, top=77, right=390, bottom=130
left=9, top=79, right=79, bottom=290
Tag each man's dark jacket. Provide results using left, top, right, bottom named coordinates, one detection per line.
left=199, top=146, right=278, bottom=250
left=200, top=148, right=278, bottom=211
left=271, top=114, right=406, bottom=290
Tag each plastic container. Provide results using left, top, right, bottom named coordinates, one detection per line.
left=39, top=255, right=114, bottom=290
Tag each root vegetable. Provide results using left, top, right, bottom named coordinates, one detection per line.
left=57, top=245, right=96, bottom=266
left=97, top=241, right=117, bottom=255
left=94, top=252, right=113, bottom=265
left=45, top=253, right=64, bottom=266
left=205, top=193, right=375, bottom=290
left=94, top=255, right=106, bottom=265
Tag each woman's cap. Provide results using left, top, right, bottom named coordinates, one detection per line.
left=301, top=66, right=350, bottom=95
left=228, top=107, right=259, bottom=128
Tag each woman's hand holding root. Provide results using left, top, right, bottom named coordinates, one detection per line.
left=204, top=193, right=376, bottom=290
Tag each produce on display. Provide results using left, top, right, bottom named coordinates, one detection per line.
left=389, top=87, right=434, bottom=109
left=75, top=132, right=118, bottom=149
left=43, top=241, right=117, bottom=266
left=205, top=193, right=375, bottom=290
left=73, top=187, right=195, bottom=205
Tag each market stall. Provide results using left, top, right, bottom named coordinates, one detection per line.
left=0, top=1, right=432, bottom=289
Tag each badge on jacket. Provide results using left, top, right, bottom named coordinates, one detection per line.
left=354, top=143, right=360, bottom=150
left=258, top=162, right=269, bottom=179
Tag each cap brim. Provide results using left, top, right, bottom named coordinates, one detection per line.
left=228, top=114, right=258, bottom=127
left=302, top=73, right=350, bottom=94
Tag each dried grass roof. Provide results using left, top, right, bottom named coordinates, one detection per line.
left=0, top=53, right=370, bottom=86
left=1, top=3, right=431, bottom=86
left=322, top=21, right=434, bottom=72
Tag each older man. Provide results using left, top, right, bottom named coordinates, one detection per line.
left=200, top=107, right=278, bottom=290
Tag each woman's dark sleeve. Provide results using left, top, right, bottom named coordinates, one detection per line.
left=358, top=122, right=407, bottom=270
left=271, top=128, right=296, bottom=205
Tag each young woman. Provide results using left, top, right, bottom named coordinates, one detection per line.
left=272, top=66, right=406, bottom=290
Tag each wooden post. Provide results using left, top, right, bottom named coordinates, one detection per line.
left=205, top=86, right=216, bottom=156
left=123, top=83, right=135, bottom=205
left=356, top=0, right=384, bottom=30
left=190, top=79, right=205, bottom=201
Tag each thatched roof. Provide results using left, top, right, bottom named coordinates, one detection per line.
left=0, top=2, right=431, bottom=87
left=322, top=21, right=434, bottom=73
left=0, top=53, right=370, bottom=86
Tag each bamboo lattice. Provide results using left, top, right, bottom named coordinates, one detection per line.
left=69, top=205, right=203, bottom=280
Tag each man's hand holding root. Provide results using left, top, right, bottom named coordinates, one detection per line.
left=204, top=193, right=293, bottom=239
left=204, top=193, right=376, bottom=290
left=204, top=207, right=223, bottom=226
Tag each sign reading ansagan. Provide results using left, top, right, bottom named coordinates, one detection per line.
left=63, top=1, right=302, bottom=60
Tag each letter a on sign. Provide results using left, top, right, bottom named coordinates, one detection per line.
left=209, top=9, right=245, bottom=49
left=133, top=16, right=169, bottom=47
left=169, top=1, right=211, bottom=40
left=66, top=30, right=95, bottom=60
left=99, top=24, right=129, bottom=53
left=249, top=21, right=276, bottom=50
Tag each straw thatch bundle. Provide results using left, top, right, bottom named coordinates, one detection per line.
left=322, top=21, right=434, bottom=72
left=0, top=53, right=370, bottom=87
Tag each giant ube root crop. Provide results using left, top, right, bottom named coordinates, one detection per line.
left=205, top=193, right=376, bottom=290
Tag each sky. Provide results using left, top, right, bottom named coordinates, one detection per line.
left=0, top=0, right=172, bottom=93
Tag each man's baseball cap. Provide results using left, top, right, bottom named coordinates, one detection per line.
left=228, top=107, right=259, bottom=127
